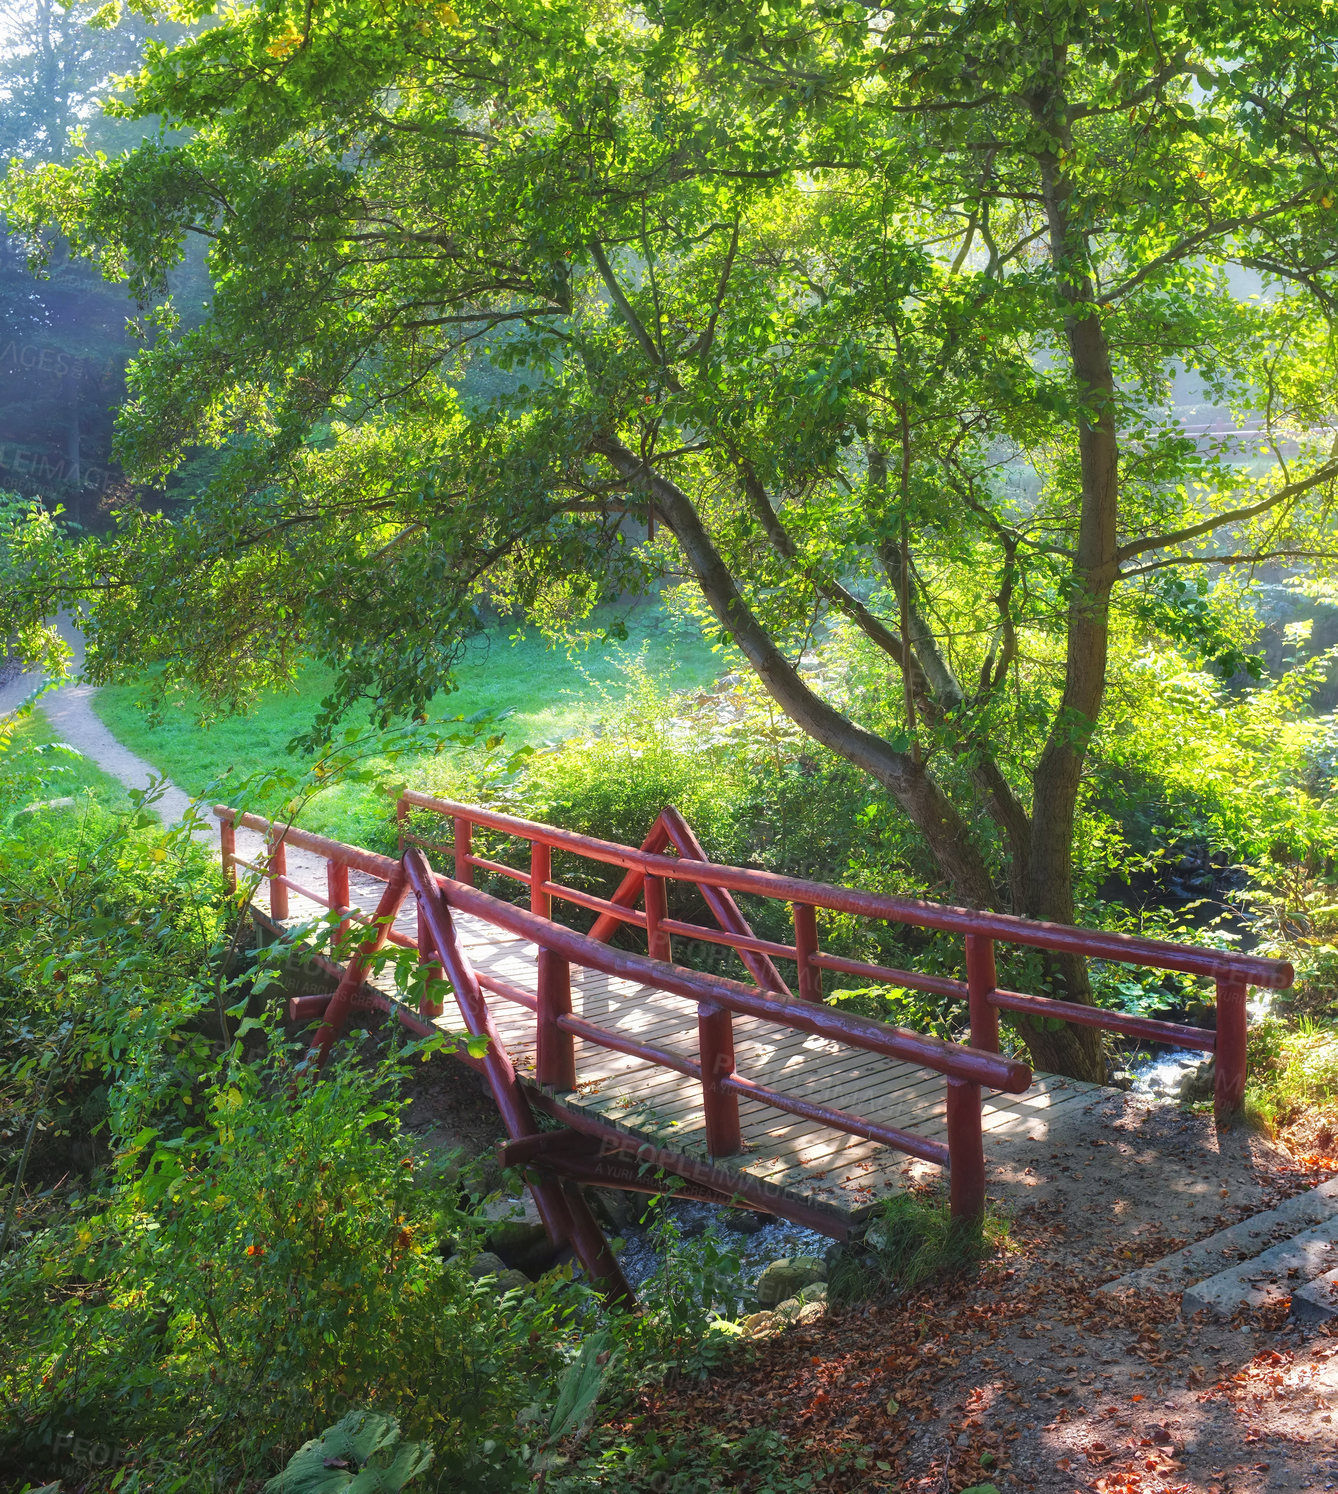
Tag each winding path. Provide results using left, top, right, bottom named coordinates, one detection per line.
left=0, top=616, right=196, bottom=823
left=0, top=620, right=328, bottom=881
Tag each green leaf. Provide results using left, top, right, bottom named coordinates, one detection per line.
left=264, top=1410, right=433, bottom=1494
left=547, top=1330, right=612, bottom=1445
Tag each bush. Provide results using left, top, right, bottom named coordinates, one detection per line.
left=1, top=1030, right=581, bottom=1492
left=827, top=1190, right=1007, bottom=1305
left=0, top=733, right=583, bottom=1493
left=1245, top=1016, right=1338, bottom=1136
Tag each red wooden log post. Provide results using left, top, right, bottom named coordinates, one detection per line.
left=454, top=815, right=473, bottom=885
left=536, top=946, right=576, bottom=1089
left=417, top=906, right=446, bottom=1020
left=699, top=1002, right=742, bottom=1156
left=220, top=815, right=237, bottom=893
left=531, top=840, right=552, bottom=919
left=268, top=830, right=289, bottom=920
left=644, top=873, right=671, bottom=962
left=312, top=868, right=408, bottom=1064
left=659, top=805, right=791, bottom=995
left=965, top=933, right=1000, bottom=1054
left=794, top=903, right=823, bottom=1002
left=945, top=1076, right=986, bottom=1223
left=587, top=815, right=670, bottom=943
left=327, top=858, right=351, bottom=952
left=556, top=1176, right=635, bottom=1307
left=1214, top=972, right=1249, bottom=1128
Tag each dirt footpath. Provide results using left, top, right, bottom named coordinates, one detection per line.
left=617, top=1097, right=1337, bottom=1492
left=0, top=615, right=196, bottom=824
left=976, top=1101, right=1337, bottom=1494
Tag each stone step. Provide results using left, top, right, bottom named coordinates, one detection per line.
left=1100, top=1179, right=1338, bottom=1297
left=1292, top=1266, right=1338, bottom=1324
left=1182, top=1212, right=1338, bottom=1317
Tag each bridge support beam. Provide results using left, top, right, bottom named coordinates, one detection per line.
left=405, top=849, right=634, bottom=1307
left=311, top=868, right=408, bottom=1064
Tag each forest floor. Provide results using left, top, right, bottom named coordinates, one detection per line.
left=406, top=1037, right=1338, bottom=1493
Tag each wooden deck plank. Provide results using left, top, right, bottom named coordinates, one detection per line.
left=264, top=897, right=1122, bottom=1229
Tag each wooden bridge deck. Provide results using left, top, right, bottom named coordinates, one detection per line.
left=251, top=851, right=1107, bottom=1228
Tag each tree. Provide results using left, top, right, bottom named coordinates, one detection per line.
left=4, top=0, right=1338, bottom=1078
left=0, top=0, right=195, bottom=524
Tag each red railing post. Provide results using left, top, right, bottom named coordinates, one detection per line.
left=220, top=815, right=237, bottom=893
left=644, top=873, right=671, bottom=962
left=327, top=858, right=351, bottom=950
left=454, top=815, right=473, bottom=886
left=536, top=947, right=576, bottom=1089
left=965, top=933, right=1000, bottom=1054
left=698, top=1002, right=741, bottom=1155
left=530, top=840, right=551, bottom=919
left=1214, top=972, right=1249, bottom=1127
left=945, top=1077, right=985, bottom=1223
left=267, top=829, right=289, bottom=920
left=417, top=903, right=446, bottom=1020
left=794, top=903, right=822, bottom=1002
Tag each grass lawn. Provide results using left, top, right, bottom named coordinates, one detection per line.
left=1, top=712, right=135, bottom=817
left=90, top=601, right=720, bottom=845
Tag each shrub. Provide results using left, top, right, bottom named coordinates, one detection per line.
left=1245, top=1016, right=1338, bottom=1136
left=827, top=1190, right=1008, bottom=1305
left=1, top=1031, right=579, bottom=1492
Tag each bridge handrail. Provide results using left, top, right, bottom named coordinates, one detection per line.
left=396, top=790, right=1290, bottom=987
left=423, top=865, right=1032, bottom=1094
left=212, top=804, right=1027, bottom=1090
left=394, top=791, right=1293, bottom=1127
left=214, top=805, right=1040, bottom=1218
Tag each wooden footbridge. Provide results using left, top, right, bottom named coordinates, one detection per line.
left=215, top=793, right=1292, bottom=1303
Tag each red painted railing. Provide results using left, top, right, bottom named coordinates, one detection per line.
left=394, top=791, right=1294, bottom=1127
left=214, top=805, right=1034, bottom=1226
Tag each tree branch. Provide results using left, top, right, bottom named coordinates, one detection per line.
left=588, top=239, right=672, bottom=375
left=1115, top=458, right=1338, bottom=562
left=591, top=432, right=997, bottom=905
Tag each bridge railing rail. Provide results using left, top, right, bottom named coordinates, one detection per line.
left=394, top=791, right=1294, bottom=1127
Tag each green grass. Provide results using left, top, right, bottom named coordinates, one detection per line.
left=89, top=601, right=720, bottom=844
left=1245, top=1014, right=1338, bottom=1135
left=827, top=1190, right=1009, bottom=1304
left=1, top=712, right=134, bottom=819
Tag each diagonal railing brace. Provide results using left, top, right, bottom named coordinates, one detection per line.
left=588, top=806, right=790, bottom=995
left=403, top=848, right=634, bottom=1306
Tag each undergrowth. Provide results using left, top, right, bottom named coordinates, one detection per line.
left=1245, top=1015, right=1338, bottom=1143
left=828, top=1192, right=1010, bottom=1306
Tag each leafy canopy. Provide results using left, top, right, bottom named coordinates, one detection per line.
left=2, top=0, right=1336, bottom=940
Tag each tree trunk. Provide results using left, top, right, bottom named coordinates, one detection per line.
left=1019, top=77, right=1120, bottom=1083
left=594, top=434, right=1000, bottom=907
